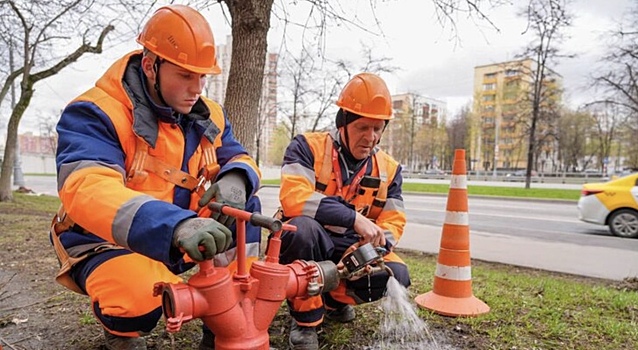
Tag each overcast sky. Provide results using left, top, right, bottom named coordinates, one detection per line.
left=323, top=0, right=631, bottom=115
left=15, top=0, right=633, bottom=135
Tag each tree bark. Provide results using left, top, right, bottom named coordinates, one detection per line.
left=223, top=0, right=274, bottom=157
left=0, top=80, right=34, bottom=201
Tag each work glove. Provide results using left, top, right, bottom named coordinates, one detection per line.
left=198, top=172, right=248, bottom=228
left=173, top=217, right=233, bottom=262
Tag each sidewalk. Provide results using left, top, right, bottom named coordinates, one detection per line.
left=397, top=222, right=638, bottom=281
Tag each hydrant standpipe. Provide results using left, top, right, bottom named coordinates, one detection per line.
left=153, top=203, right=343, bottom=350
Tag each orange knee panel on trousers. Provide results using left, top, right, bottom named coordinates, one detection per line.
left=291, top=295, right=324, bottom=314
left=85, top=253, right=182, bottom=319
left=328, top=282, right=356, bottom=306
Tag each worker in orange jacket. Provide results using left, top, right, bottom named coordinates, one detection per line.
left=277, top=73, right=411, bottom=350
left=50, top=5, right=261, bottom=350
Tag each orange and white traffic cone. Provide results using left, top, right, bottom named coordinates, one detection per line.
left=414, top=149, right=489, bottom=317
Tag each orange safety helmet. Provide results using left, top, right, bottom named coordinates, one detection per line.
left=336, top=73, right=393, bottom=120
left=136, top=5, right=221, bottom=75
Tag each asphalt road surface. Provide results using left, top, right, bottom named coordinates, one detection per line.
left=256, top=185, right=638, bottom=281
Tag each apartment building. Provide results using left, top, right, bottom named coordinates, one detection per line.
left=207, top=35, right=279, bottom=165
left=471, top=59, right=562, bottom=172
left=16, top=132, right=57, bottom=174
left=384, top=93, right=447, bottom=171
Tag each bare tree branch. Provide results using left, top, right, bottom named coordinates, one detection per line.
left=0, top=0, right=140, bottom=201
left=31, top=24, right=113, bottom=82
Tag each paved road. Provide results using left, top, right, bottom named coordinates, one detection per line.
left=404, top=194, right=634, bottom=249
left=255, top=186, right=638, bottom=281
left=21, top=175, right=638, bottom=281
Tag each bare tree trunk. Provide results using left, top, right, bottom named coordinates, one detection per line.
left=223, top=0, right=274, bottom=157
left=0, top=81, right=34, bottom=201
left=524, top=100, right=539, bottom=189
left=519, top=0, right=571, bottom=189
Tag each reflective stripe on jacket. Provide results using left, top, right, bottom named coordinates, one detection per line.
left=279, top=130, right=406, bottom=250
left=55, top=50, right=261, bottom=267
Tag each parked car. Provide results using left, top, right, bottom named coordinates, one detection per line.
left=577, top=172, right=638, bottom=238
left=421, top=168, right=446, bottom=179
left=599, top=170, right=635, bottom=182
left=582, top=169, right=604, bottom=176
left=504, top=170, right=539, bottom=182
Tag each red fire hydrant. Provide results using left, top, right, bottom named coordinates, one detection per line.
left=153, top=203, right=340, bottom=350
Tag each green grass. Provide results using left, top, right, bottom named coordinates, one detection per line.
left=403, top=182, right=581, bottom=200
left=0, top=192, right=60, bottom=212
left=262, top=179, right=582, bottom=201
left=269, top=250, right=638, bottom=349
left=261, top=179, right=280, bottom=186
left=79, top=311, right=97, bottom=326
left=403, top=251, right=638, bottom=350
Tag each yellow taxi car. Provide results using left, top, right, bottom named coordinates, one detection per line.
left=577, top=172, right=638, bottom=238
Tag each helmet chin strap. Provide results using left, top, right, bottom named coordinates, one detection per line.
left=152, top=57, right=170, bottom=107
left=337, top=128, right=363, bottom=174
left=343, top=126, right=351, bottom=153
left=379, top=120, right=389, bottom=145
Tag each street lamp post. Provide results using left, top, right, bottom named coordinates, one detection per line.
left=492, top=118, right=500, bottom=177
left=9, top=42, right=25, bottom=188
left=13, top=139, right=25, bottom=187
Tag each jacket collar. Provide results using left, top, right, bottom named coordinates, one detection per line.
left=112, top=51, right=214, bottom=148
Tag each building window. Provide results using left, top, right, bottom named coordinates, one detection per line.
left=482, top=95, right=495, bottom=102
left=502, top=104, right=517, bottom=113
left=484, top=73, right=497, bottom=79
left=483, top=83, right=496, bottom=91
left=503, top=91, right=518, bottom=100
left=505, top=69, right=518, bottom=77
left=505, top=80, right=519, bottom=89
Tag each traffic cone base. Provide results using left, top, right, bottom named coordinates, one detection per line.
left=415, top=291, right=489, bottom=317
left=414, top=149, right=489, bottom=317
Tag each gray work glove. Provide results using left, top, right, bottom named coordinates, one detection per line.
left=198, top=172, right=248, bottom=228
left=173, top=218, right=232, bottom=262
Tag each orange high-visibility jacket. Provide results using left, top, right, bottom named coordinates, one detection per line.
left=54, top=50, right=261, bottom=268
left=279, top=130, right=406, bottom=250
